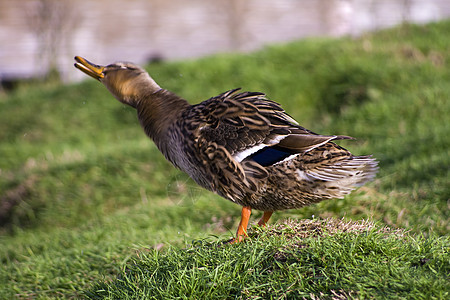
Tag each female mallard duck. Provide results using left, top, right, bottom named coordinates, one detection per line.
left=74, top=56, right=378, bottom=242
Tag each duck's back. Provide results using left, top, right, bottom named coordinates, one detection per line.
left=170, top=89, right=378, bottom=210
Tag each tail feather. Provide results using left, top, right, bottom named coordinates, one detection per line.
left=304, top=155, right=378, bottom=199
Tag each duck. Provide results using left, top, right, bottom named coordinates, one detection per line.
left=74, top=56, right=378, bottom=242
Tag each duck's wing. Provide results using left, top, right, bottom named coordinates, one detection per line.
left=196, top=89, right=351, bottom=158
left=186, top=89, right=351, bottom=202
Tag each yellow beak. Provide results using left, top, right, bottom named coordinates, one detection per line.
left=74, top=56, right=105, bottom=80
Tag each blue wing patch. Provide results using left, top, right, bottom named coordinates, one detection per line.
left=249, top=146, right=294, bottom=166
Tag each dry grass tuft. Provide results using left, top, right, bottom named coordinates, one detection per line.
left=265, top=218, right=407, bottom=239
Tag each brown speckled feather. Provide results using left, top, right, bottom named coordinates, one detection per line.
left=170, top=89, right=377, bottom=209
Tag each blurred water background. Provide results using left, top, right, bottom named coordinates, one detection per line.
left=0, top=0, right=449, bottom=84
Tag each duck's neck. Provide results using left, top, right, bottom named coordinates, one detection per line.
left=135, top=89, right=190, bottom=149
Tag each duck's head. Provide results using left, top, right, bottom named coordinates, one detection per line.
left=74, top=56, right=161, bottom=107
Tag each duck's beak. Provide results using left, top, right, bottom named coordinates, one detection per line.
left=74, top=56, right=105, bottom=80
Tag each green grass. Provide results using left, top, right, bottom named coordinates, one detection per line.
left=0, top=21, right=449, bottom=298
left=86, top=220, right=449, bottom=299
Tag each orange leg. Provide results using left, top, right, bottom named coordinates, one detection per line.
left=234, top=206, right=252, bottom=243
left=257, top=211, right=273, bottom=227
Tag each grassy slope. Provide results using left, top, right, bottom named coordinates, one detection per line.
left=87, top=220, right=449, bottom=299
left=0, top=21, right=449, bottom=298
